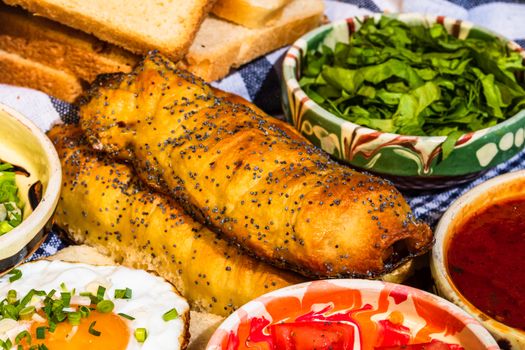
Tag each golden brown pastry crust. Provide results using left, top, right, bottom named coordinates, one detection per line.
left=49, top=124, right=303, bottom=317
left=79, top=53, right=433, bottom=278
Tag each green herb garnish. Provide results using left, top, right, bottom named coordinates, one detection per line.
left=300, top=16, right=525, bottom=159
left=134, top=328, right=147, bottom=343
left=14, top=330, right=31, bottom=345
left=96, top=300, right=114, bottom=313
left=36, top=327, right=46, bottom=340
left=8, top=269, right=22, bottom=283
left=114, top=288, right=132, bottom=300
left=67, top=311, right=81, bottom=326
left=118, top=312, right=135, bottom=320
left=79, top=305, right=91, bottom=318
left=88, top=321, right=101, bottom=336
left=96, top=286, right=106, bottom=302
left=18, top=306, right=36, bottom=320
left=0, top=163, right=24, bottom=235
left=162, top=308, right=179, bottom=321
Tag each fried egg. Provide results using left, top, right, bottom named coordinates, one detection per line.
left=0, top=260, right=190, bottom=349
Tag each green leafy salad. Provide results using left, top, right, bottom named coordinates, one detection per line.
left=300, top=16, right=525, bottom=153
left=0, top=162, right=24, bottom=235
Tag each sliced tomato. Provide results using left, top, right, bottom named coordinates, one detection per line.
left=269, top=321, right=355, bottom=350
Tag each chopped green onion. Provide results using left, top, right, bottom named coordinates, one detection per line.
left=61, top=292, right=71, bottom=307
left=79, top=305, right=91, bottom=318
left=88, top=321, right=101, bottom=336
left=118, top=313, right=135, bottom=321
left=36, top=326, right=46, bottom=340
left=7, top=290, right=16, bottom=304
left=80, top=292, right=98, bottom=304
left=134, top=328, right=147, bottom=343
left=30, top=345, right=48, bottom=350
left=51, top=299, right=64, bottom=313
left=68, top=311, right=81, bottom=326
left=3, top=304, right=17, bottom=319
left=0, top=338, right=12, bottom=350
left=96, top=300, right=114, bottom=313
left=15, top=330, right=31, bottom=345
left=96, top=286, right=106, bottom=301
left=19, top=306, right=36, bottom=320
left=0, top=163, right=24, bottom=236
left=114, top=288, right=132, bottom=299
left=162, top=308, right=179, bottom=321
left=19, top=289, right=36, bottom=309
left=8, top=269, right=22, bottom=282
left=48, top=322, right=57, bottom=333
left=59, top=282, right=68, bottom=292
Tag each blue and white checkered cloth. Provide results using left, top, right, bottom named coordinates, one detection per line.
left=0, top=0, right=524, bottom=259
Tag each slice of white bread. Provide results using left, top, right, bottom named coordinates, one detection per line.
left=0, top=3, right=139, bottom=83
left=2, top=0, right=216, bottom=61
left=0, top=48, right=83, bottom=102
left=180, top=0, right=324, bottom=81
left=47, top=245, right=224, bottom=349
left=212, top=0, right=292, bottom=28
left=0, top=0, right=324, bottom=103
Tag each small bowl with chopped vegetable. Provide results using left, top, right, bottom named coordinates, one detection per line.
left=0, top=103, right=61, bottom=271
left=282, top=13, right=525, bottom=189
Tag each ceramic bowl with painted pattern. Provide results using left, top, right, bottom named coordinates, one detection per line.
left=431, top=170, right=525, bottom=349
left=207, top=279, right=499, bottom=349
left=0, top=103, right=61, bottom=272
left=282, top=13, right=525, bottom=189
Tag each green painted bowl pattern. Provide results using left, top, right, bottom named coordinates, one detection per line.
left=282, top=13, right=525, bottom=178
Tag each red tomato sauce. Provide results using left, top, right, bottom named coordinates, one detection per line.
left=447, top=197, right=525, bottom=330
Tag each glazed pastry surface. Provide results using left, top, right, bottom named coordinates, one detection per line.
left=80, top=53, right=433, bottom=278
left=50, top=124, right=303, bottom=316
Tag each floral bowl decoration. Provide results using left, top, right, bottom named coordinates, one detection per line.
left=207, top=279, right=499, bottom=349
left=282, top=13, right=525, bottom=189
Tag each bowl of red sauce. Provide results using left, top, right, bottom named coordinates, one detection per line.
left=432, top=169, right=525, bottom=349
left=206, top=279, right=498, bottom=350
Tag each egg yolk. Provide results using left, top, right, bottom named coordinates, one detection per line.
left=25, top=309, right=130, bottom=349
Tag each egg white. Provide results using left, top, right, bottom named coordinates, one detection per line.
left=0, top=260, right=189, bottom=349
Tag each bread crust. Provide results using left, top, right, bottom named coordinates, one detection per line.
left=3, top=0, right=217, bottom=61
left=0, top=48, right=83, bottom=102
left=79, top=53, right=433, bottom=279
left=0, top=3, right=138, bottom=82
left=180, top=0, right=324, bottom=81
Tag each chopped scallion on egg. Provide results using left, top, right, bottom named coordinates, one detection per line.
left=134, top=328, right=147, bottom=343
left=88, top=321, right=101, bottom=336
left=162, top=308, right=179, bottom=321
left=8, top=269, right=22, bottom=282
left=96, top=300, right=115, bottom=313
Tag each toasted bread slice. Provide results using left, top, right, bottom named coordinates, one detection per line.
left=181, top=0, right=324, bottom=81
left=2, top=0, right=216, bottom=61
left=0, top=48, right=83, bottom=102
left=212, top=0, right=292, bottom=28
left=0, top=3, right=138, bottom=83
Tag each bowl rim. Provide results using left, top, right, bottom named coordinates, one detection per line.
left=282, top=12, right=525, bottom=144
left=207, top=278, right=499, bottom=349
left=0, top=103, right=62, bottom=261
left=431, top=169, right=525, bottom=341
